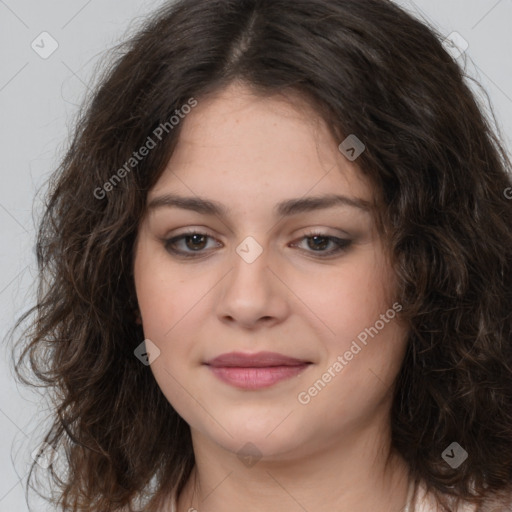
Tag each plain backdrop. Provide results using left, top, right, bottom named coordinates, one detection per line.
left=1, top=1, right=511, bottom=510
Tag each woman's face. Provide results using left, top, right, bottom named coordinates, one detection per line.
left=133, top=82, right=408, bottom=460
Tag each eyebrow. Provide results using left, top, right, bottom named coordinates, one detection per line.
left=147, top=193, right=372, bottom=217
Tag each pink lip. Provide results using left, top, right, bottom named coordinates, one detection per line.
left=204, top=351, right=312, bottom=390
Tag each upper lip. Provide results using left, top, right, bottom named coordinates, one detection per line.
left=205, top=351, right=311, bottom=368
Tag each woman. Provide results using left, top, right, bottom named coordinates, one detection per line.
left=12, top=0, right=512, bottom=510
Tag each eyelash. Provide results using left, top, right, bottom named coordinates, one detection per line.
left=163, top=229, right=352, bottom=258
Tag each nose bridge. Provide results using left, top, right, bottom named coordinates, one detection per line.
left=215, top=235, right=286, bottom=325
left=229, top=235, right=270, bottom=296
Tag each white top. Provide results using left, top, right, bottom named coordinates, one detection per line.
left=166, top=480, right=488, bottom=511
left=409, top=480, right=477, bottom=512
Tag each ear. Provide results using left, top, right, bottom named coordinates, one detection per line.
left=134, top=308, right=142, bottom=325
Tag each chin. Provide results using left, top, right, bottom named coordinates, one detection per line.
left=194, top=416, right=308, bottom=461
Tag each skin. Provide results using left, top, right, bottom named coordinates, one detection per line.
left=133, top=81, right=412, bottom=512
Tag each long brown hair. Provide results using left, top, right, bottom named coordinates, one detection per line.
left=10, top=0, right=512, bottom=510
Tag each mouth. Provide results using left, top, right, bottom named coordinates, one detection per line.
left=203, top=351, right=313, bottom=390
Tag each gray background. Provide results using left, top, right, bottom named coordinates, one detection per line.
left=1, top=1, right=511, bottom=510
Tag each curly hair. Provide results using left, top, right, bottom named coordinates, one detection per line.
left=10, top=0, right=512, bottom=510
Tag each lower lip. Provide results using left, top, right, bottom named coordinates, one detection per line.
left=206, top=364, right=310, bottom=390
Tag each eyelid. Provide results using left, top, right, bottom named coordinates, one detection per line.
left=162, top=228, right=353, bottom=259
left=289, top=230, right=352, bottom=257
left=162, top=228, right=220, bottom=251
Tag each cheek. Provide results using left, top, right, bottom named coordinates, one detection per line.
left=133, top=243, right=198, bottom=337
left=303, top=245, right=405, bottom=398
left=299, top=247, right=396, bottom=345
left=299, top=316, right=407, bottom=430
left=134, top=265, right=172, bottom=335
left=133, top=252, right=202, bottom=412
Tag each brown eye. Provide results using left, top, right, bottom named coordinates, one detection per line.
left=306, top=235, right=330, bottom=251
left=291, top=232, right=352, bottom=257
left=164, top=231, right=221, bottom=256
left=183, top=234, right=208, bottom=251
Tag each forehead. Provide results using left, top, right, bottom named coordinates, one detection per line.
left=148, top=82, right=374, bottom=215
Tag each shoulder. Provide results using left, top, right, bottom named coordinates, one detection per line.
left=414, top=480, right=512, bottom=512
left=477, top=488, right=512, bottom=512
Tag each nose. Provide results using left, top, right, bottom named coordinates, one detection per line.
left=215, top=238, right=290, bottom=329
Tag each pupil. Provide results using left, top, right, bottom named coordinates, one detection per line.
left=309, top=236, right=328, bottom=250
left=186, top=234, right=206, bottom=250
left=183, top=235, right=330, bottom=252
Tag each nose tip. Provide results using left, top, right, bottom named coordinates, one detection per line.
left=215, top=239, right=290, bottom=328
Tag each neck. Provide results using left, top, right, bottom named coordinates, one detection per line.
left=176, top=420, right=412, bottom=512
